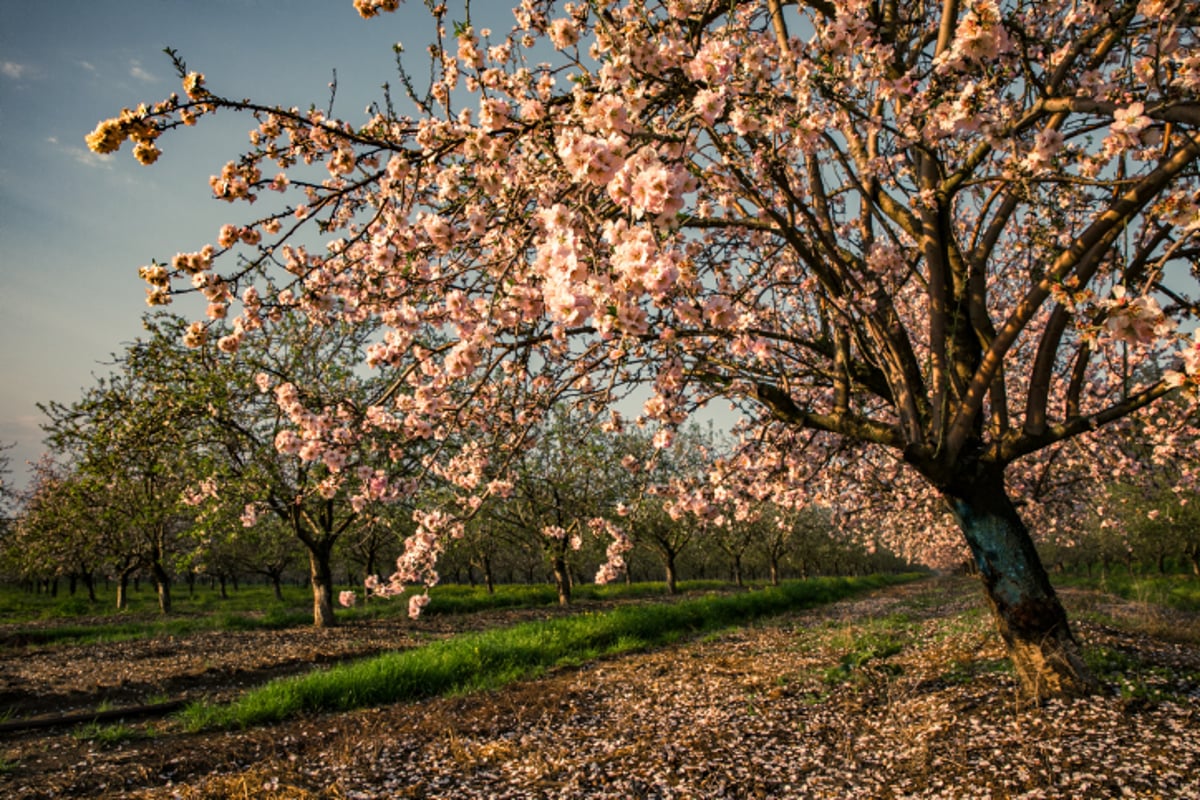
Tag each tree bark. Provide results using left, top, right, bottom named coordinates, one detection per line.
left=943, top=465, right=1096, bottom=701
left=663, top=551, right=679, bottom=595
left=483, top=553, right=495, bottom=594
left=552, top=554, right=571, bottom=606
left=309, top=547, right=337, bottom=627
left=151, top=561, right=172, bottom=614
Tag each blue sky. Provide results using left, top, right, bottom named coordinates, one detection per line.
left=0, top=1, right=515, bottom=488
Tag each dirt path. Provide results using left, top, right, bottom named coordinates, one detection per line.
left=2, top=577, right=1199, bottom=799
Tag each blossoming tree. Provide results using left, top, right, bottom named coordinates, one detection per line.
left=89, top=0, right=1199, bottom=698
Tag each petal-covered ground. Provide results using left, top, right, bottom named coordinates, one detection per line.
left=2, top=576, right=1198, bottom=799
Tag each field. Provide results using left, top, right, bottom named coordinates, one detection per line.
left=1, top=575, right=1199, bottom=799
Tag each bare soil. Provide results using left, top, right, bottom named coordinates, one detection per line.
left=2, top=577, right=1198, bottom=799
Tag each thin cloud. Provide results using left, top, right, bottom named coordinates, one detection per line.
left=129, top=60, right=157, bottom=83
left=79, top=60, right=97, bottom=74
left=63, top=143, right=114, bottom=170
left=2, top=61, right=29, bottom=80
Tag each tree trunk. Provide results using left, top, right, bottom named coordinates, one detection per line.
left=483, top=553, right=495, bottom=594
left=769, top=554, right=780, bottom=586
left=151, top=561, right=172, bottom=614
left=270, top=572, right=284, bottom=602
left=309, top=547, right=337, bottom=628
left=731, top=555, right=744, bottom=588
left=664, top=551, right=679, bottom=595
left=116, top=572, right=130, bottom=610
left=218, top=574, right=228, bottom=599
left=552, top=554, right=571, bottom=606
left=943, top=466, right=1096, bottom=701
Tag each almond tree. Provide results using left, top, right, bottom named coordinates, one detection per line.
left=139, top=312, right=414, bottom=627
left=40, top=360, right=197, bottom=614
left=89, top=0, right=1199, bottom=698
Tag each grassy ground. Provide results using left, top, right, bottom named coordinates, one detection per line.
left=0, top=578, right=770, bottom=647
left=1054, top=570, right=1200, bottom=612
left=4, top=574, right=1196, bottom=798
left=179, top=574, right=917, bottom=730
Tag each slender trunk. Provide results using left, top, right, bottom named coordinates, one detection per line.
left=309, top=547, right=337, bottom=627
left=116, top=572, right=130, bottom=610
left=943, top=465, right=1096, bottom=701
left=769, top=554, right=780, bottom=586
left=664, top=551, right=678, bottom=595
left=1156, top=550, right=1167, bottom=575
left=218, top=574, right=228, bottom=599
left=151, top=561, right=171, bottom=614
left=483, top=553, right=495, bottom=594
left=271, top=573, right=284, bottom=602
left=1188, top=544, right=1200, bottom=576
left=84, top=572, right=97, bottom=602
left=552, top=554, right=571, bottom=606
left=732, top=554, right=744, bottom=588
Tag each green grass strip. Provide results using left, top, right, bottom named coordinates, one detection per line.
left=180, top=573, right=921, bottom=731
left=1054, top=572, right=1200, bottom=613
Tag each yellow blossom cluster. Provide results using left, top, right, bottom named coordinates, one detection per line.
left=85, top=73, right=211, bottom=164
left=85, top=105, right=161, bottom=163
left=352, top=0, right=401, bottom=19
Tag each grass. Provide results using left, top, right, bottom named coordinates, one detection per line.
left=0, top=577, right=844, bottom=648
left=820, top=613, right=915, bottom=685
left=71, top=720, right=152, bottom=747
left=0, top=584, right=317, bottom=624
left=179, top=573, right=922, bottom=731
left=1054, top=571, right=1200, bottom=612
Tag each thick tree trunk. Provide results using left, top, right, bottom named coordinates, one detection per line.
left=309, top=548, right=337, bottom=628
left=943, top=466, right=1096, bottom=701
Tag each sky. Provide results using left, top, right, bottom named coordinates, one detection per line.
left=0, top=0, right=517, bottom=490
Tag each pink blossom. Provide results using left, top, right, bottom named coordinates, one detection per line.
left=549, top=18, right=579, bottom=49
left=407, top=592, right=430, bottom=619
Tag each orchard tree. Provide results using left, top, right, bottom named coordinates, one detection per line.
left=5, top=459, right=103, bottom=598
left=89, top=0, right=1200, bottom=698
left=620, top=423, right=722, bottom=593
left=40, top=340, right=204, bottom=613
left=0, top=442, right=15, bottom=527
left=136, top=312, right=416, bottom=627
left=483, top=409, right=630, bottom=605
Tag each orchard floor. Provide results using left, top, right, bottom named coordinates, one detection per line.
left=2, top=576, right=1199, bottom=799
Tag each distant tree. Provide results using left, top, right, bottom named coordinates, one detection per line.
left=135, top=312, right=416, bottom=627
left=40, top=340, right=200, bottom=613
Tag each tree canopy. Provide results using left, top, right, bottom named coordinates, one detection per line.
left=87, top=0, right=1199, bottom=698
